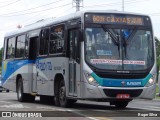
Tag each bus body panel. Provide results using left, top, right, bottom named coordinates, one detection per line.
left=2, top=59, right=34, bottom=93
left=35, top=57, right=69, bottom=96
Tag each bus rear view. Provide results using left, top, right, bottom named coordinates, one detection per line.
left=83, top=12, right=156, bottom=108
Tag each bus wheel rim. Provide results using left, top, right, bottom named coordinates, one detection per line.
left=59, top=87, right=65, bottom=103
left=18, top=83, right=22, bottom=99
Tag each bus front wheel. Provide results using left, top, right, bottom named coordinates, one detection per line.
left=55, top=79, right=75, bottom=107
left=58, top=80, right=69, bottom=107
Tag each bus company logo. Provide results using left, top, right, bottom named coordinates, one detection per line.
left=2, top=112, right=11, bottom=117
left=121, top=81, right=126, bottom=86
left=126, top=82, right=141, bottom=86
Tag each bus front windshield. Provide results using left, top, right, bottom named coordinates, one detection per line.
left=85, top=26, right=154, bottom=71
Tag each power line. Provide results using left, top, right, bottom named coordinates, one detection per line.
left=0, top=0, right=149, bottom=17
left=84, top=0, right=150, bottom=8
left=23, top=7, right=73, bottom=26
left=0, top=0, right=21, bottom=8
left=0, top=0, right=64, bottom=16
left=0, top=7, right=74, bottom=30
left=0, top=0, right=17, bottom=4
left=0, top=3, right=72, bottom=17
left=32, top=7, right=73, bottom=24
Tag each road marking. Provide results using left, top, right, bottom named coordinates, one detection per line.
left=0, top=101, right=12, bottom=104
left=145, top=106, right=160, bottom=109
left=64, top=108, right=113, bottom=120
left=95, top=117, right=113, bottom=120
left=36, top=106, right=73, bottom=111
left=0, top=104, right=29, bottom=108
left=129, top=106, right=160, bottom=111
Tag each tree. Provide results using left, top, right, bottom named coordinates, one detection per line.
left=155, top=37, right=160, bottom=70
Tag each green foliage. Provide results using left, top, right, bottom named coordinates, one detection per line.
left=155, top=37, right=160, bottom=68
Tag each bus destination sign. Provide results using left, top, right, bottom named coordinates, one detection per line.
left=86, top=14, right=144, bottom=25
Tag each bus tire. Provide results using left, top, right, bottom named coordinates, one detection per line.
left=58, top=80, right=70, bottom=107
left=54, top=82, right=60, bottom=106
left=114, top=101, right=129, bottom=109
left=17, top=78, right=35, bottom=102
left=6, top=90, right=9, bottom=93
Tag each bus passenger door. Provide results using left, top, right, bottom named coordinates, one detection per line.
left=68, top=29, right=80, bottom=96
left=28, top=37, right=38, bottom=93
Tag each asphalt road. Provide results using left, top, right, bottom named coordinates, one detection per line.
left=0, top=91, right=160, bottom=120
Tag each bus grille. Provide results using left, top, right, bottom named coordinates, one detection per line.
left=103, top=89, right=143, bottom=97
left=95, top=72, right=148, bottom=79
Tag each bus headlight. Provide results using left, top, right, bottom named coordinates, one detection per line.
left=145, top=75, right=156, bottom=87
left=84, top=72, right=99, bottom=86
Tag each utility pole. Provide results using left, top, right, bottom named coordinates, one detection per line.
left=122, top=0, right=124, bottom=12
left=73, top=0, right=83, bottom=12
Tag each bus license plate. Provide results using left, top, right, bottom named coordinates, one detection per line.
left=116, top=94, right=130, bottom=99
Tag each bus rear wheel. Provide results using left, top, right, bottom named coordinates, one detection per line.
left=17, top=78, right=35, bottom=102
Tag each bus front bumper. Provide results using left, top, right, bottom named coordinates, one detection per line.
left=81, top=82, right=156, bottom=100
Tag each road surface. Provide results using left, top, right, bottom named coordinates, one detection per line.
left=0, top=92, right=160, bottom=120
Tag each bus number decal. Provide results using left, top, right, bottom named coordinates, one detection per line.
left=36, top=60, right=52, bottom=71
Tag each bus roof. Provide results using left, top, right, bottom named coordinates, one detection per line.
left=4, top=10, right=149, bottom=37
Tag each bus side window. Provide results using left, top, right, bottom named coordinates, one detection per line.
left=25, top=36, right=29, bottom=57
left=15, top=35, right=26, bottom=58
left=39, top=28, right=49, bottom=55
left=3, top=38, right=7, bottom=60
left=7, top=37, right=16, bottom=59
left=49, top=25, right=64, bottom=54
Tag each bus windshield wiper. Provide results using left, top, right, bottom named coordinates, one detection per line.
left=102, top=25, right=119, bottom=46
left=123, top=27, right=137, bottom=57
left=102, top=25, right=121, bottom=57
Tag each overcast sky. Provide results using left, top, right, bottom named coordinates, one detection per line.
left=0, top=0, right=160, bottom=48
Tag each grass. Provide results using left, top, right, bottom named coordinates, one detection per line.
left=155, top=84, right=160, bottom=99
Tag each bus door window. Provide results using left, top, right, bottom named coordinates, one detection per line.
left=29, top=37, right=38, bottom=60
left=69, top=29, right=79, bottom=95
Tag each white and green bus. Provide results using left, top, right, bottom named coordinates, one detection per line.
left=2, top=10, right=157, bottom=108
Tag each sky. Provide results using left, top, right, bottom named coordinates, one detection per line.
left=0, top=0, right=160, bottom=48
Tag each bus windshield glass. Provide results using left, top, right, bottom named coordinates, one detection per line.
left=85, top=26, right=154, bottom=71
